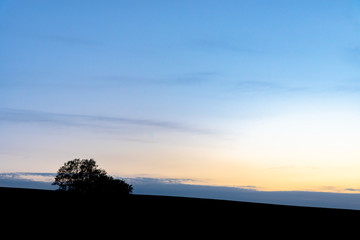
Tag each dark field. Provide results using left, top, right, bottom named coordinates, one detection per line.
left=2, top=187, right=359, bottom=236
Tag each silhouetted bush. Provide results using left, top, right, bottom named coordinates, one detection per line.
left=52, top=159, right=133, bottom=194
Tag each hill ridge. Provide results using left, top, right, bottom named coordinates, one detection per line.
left=2, top=186, right=360, bottom=234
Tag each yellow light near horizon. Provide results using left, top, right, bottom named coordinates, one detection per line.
left=99, top=105, right=360, bottom=193
left=225, top=107, right=360, bottom=192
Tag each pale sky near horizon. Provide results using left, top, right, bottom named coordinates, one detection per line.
left=1, top=0, right=360, bottom=192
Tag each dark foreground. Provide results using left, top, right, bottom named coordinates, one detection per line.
left=2, top=187, right=359, bottom=236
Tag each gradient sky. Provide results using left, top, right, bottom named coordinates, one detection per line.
left=1, top=0, right=360, bottom=192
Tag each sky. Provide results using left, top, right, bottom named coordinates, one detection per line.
left=1, top=0, right=360, bottom=193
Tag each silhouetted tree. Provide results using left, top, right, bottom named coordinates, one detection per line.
left=52, top=159, right=133, bottom=194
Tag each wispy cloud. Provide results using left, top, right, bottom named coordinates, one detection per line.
left=0, top=108, right=216, bottom=135
left=231, top=81, right=307, bottom=96
left=168, top=71, right=221, bottom=85
left=124, top=177, right=200, bottom=185
left=344, top=188, right=360, bottom=193
left=0, top=172, right=56, bottom=190
left=236, top=81, right=282, bottom=92
left=232, top=79, right=360, bottom=96
left=329, top=85, right=360, bottom=93
left=7, top=30, right=102, bottom=48
left=40, top=34, right=102, bottom=46
left=190, top=38, right=260, bottom=54
left=7, top=172, right=55, bottom=182
left=94, top=71, right=222, bottom=87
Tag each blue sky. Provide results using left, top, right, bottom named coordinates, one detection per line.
left=1, top=1, right=360, bottom=192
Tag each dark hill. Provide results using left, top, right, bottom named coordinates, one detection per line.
left=2, top=187, right=359, bottom=236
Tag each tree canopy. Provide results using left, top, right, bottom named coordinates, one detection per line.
left=52, top=159, right=133, bottom=194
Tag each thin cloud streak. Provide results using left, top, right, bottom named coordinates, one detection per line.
left=190, top=38, right=262, bottom=54
left=40, top=34, right=102, bottom=46
left=0, top=108, right=217, bottom=135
